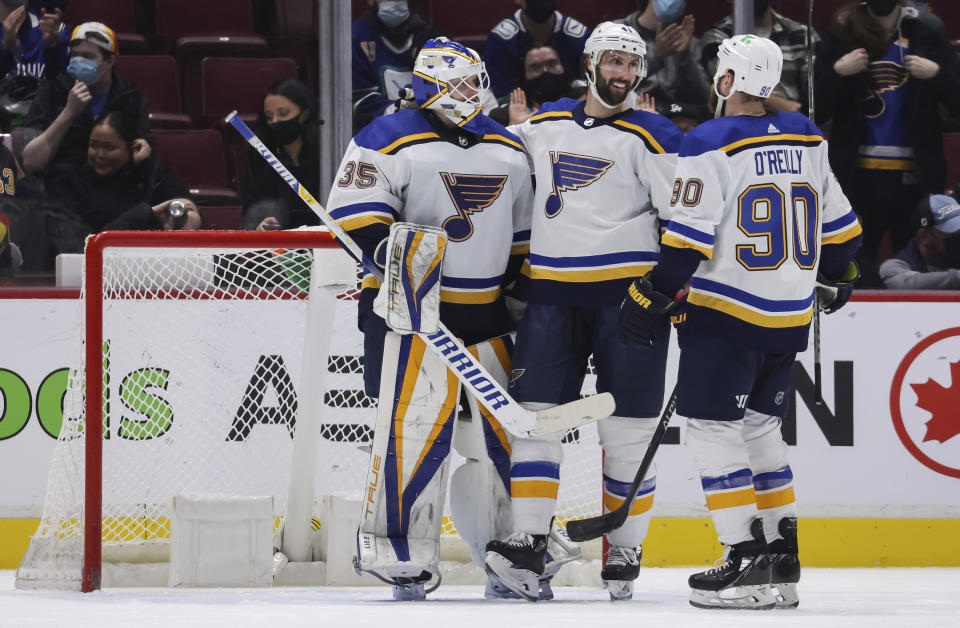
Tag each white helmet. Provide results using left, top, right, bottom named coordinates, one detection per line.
left=712, top=34, right=783, bottom=116
left=583, top=21, right=647, bottom=109
left=412, top=37, right=490, bottom=128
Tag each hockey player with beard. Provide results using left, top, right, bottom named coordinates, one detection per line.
left=484, top=22, right=685, bottom=601
left=327, top=37, right=581, bottom=601
left=618, top=35, right=862, bottom=609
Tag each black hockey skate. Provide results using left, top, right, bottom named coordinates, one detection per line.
left=689, top=519, right=776, bottom=610
left=768, top=517, right=800, bottom=609
left=484, top=532, right=547, bottom=602
left=601, top=545, right=641, bottom=601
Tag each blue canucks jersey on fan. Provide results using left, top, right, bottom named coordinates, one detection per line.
left=485, top=10, right=588, bottom=101
left=352, top=15, right=429, bottom=119
left=662, top=110, right=862, bottom=352
left=510, top=97, right=684, bottom=305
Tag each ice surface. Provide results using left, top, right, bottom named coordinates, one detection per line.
left=3, top=568, right=959, bottom=628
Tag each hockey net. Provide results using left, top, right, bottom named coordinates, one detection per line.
left=16, top=229, right=603, bottom=591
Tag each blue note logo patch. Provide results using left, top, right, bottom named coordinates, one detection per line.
left=545, top=152, right=614, bottom=218
left=440, top=172, right=508, bottom=241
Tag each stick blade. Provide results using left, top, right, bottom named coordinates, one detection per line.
left=565, top=510, right=626, bottom=543
left=532, top=392, right=616, bottom=436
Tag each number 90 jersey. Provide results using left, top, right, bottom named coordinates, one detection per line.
left=662, top=111, right=862, bottom=352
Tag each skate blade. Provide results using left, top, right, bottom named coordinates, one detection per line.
left=391, top=582, right=425, bottom=601
left=604, top=579, right=634, bottom=601
left=484, top=552, right=540, bottom=602
left=772, top=582, right=799, bottom=609
left=689, top=584, right=777, bottom=610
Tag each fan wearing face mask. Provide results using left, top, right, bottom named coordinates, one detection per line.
left=814, top=0, right=960, bottom=287
left=352, top=0, right=434, bottom=128
left=613, top=0, right=709, bottom=108
left=243, top=78, right=321, bottom=231
left=22, top=21, right=152, bottom=185
left=701, top=0, right=818, bottom=115
left=484, top=0, right=589, bottom=102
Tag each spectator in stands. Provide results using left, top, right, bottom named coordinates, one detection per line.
left=701, top=0, right=817, bottom=114
left=815, top=0, right=960, bottom=286
left=352, top=0, right=434, bottom=129
left=880, top=194, right=960, bottom=288
left=0, top=0, right=68, bottom=79
left=614, top=0, right=709, bottom=107
left=48, top=108, right=200, bottom=235
left=485, top=0, right=588, bottom=103
left=243, top=78, right=320, bottom=231
left=492, top=41, right=580, bottom=125
left=0, top=138, right=23, bottom=278
left=21, top=22, right=151, bottom=183
left=657, top=100, right=705, bottom=133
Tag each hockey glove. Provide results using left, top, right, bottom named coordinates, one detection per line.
left=618, top=275, right=678, bottom=346
left=816, top=260, right=860, bottom=314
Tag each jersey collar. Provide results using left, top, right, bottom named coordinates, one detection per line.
left=570, top=101, right=636, bottom=129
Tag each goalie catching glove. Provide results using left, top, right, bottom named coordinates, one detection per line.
left=618, top=274, right=681, bottom=346
left=373, top=222, right=447, bottom=334
left=815, top=260, right=860, bottom=314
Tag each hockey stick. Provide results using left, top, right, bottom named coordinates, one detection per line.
left=225, top=112, right=614, bottom=436
left=807, top=0, right=824, bottom=406
left=565, top=385, right=678, bottom=542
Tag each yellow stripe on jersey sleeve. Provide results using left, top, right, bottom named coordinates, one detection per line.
left=822, top=220, right=863, bottom=245
left=612, top=120, right=666, bottom=154
left=719, top=133, right=824, bottom=154
left=378, top=132, right=441, bottom=154
left=661, top=233, right=713, bottom=258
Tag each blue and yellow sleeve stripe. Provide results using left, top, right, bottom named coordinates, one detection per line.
left=662, top=221, right=715, bottom=258
left=329, top=201, right=399, bottom=231
left=510, top=229, right=530, bottom=256
left=822, top=211, right=863, bottom=245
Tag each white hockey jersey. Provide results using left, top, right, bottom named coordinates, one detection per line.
left=509, top=98, right=684, bottom=304
left=662, top=110, right=862, bottom=351
left=326, top=109, right=533, bottom=342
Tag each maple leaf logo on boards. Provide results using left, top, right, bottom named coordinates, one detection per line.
left=910, top=359, right=960, bottom=443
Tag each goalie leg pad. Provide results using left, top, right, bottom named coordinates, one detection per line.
left=357, top=331, right=460, bottom=581
left=686, top=418, right=758, bottom=546
left=373, top=222, right=447, bottom=335
left=598, top=415, right=659, bottom=548
left=509, top=419, right=563, bottom=536
left=743, top=409, right=796, bottom=544
left=450, top=335, right=516, bottom=568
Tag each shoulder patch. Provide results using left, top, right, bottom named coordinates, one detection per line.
left=492, top=18, right=520, bottom=40
left=562, top=16, right=587, bottom=39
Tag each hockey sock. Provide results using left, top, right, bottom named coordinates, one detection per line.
left=686, top=418, right=758, bottom=545
left=509, top=413, right=562, bottom=535
left=743, top=410, right=797, bottom=543
left=599, top=416, right=658, bottom=548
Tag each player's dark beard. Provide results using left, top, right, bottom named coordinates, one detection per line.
left=595, top=72, right=631, bottom=107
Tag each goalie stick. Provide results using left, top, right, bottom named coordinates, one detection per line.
left=225, top=112, right=614, bottom=436
left=565, top=385, right=678, bottom=542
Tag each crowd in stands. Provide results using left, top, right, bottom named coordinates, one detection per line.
left=0, top=0, right=958, bottom=290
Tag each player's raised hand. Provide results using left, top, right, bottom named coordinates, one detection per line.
left=833, top=48, right=868, bottom=76
left=509, top=88, right=531, bottom=125
left=904, top=55, right=939, bottom=80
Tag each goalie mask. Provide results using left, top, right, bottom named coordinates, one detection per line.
left=583, top=22, right=647, bottom=110
left=412, top=37, right=489, bottom=130
left=712, top=34, right=783, bottom=117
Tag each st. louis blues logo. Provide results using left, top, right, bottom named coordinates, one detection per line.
left=440, top=172, right=508, bottom=241
left=545, top=152, right=614, bottom=218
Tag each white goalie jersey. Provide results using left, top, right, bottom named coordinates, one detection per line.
left=327, top=108, right=533, bottom=342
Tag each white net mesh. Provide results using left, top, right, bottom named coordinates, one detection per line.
left=16, top=231, right=603, bottom=589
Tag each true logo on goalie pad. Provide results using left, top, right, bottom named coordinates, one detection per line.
left=439, top=172, right=508, bottom=241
